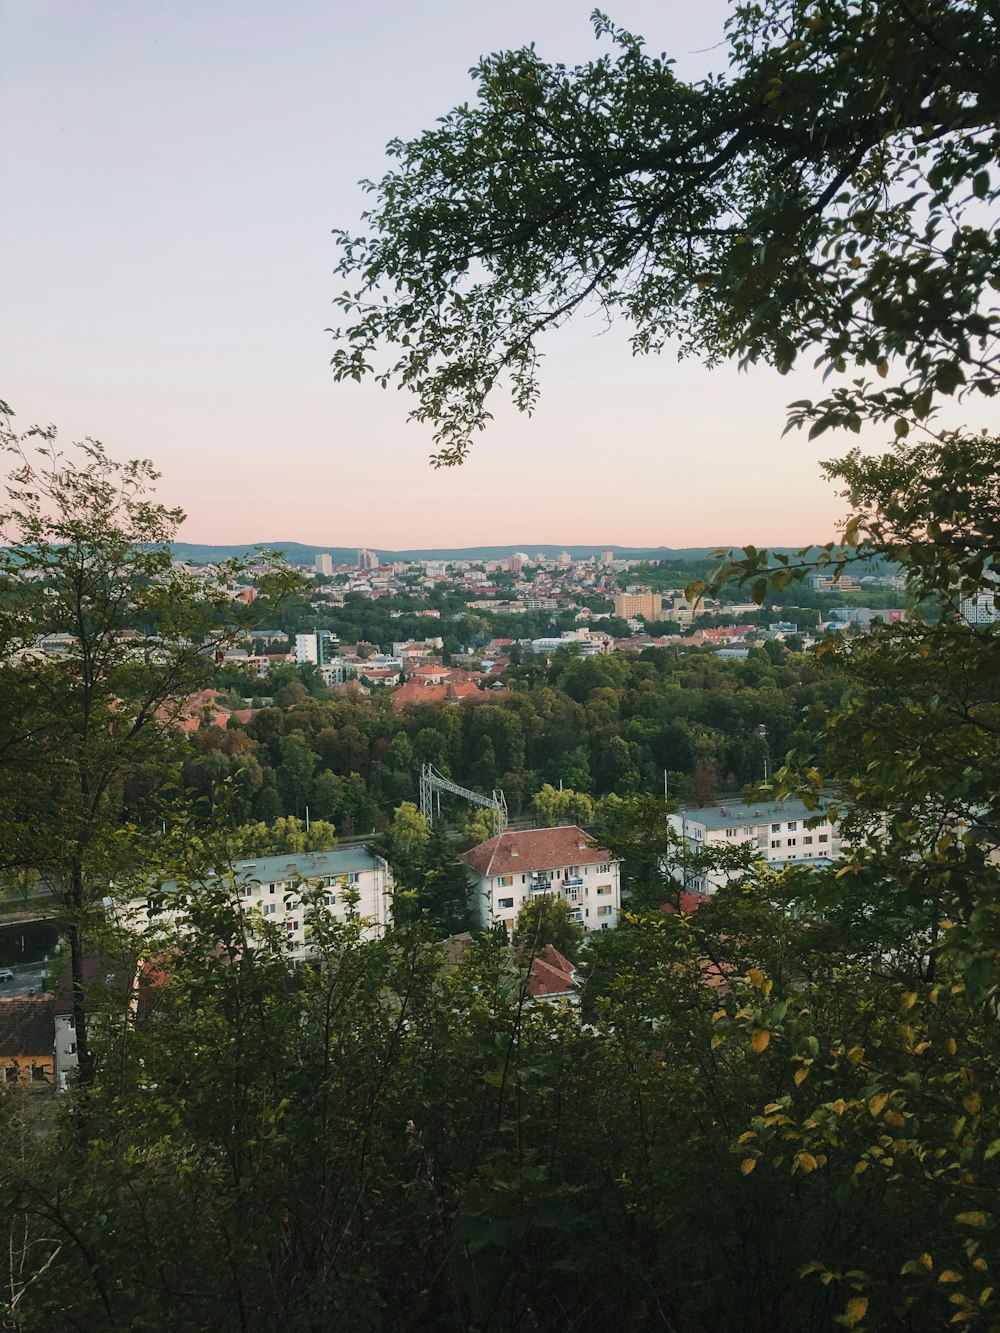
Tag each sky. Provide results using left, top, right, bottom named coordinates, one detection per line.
left=0, top=1, right=970, bottom=550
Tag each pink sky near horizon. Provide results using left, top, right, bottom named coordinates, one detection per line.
left=2, top=1, right=989, bottom=550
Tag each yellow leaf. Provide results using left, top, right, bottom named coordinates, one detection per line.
left=914, top=1041, right=932, bottom=1055
left=831, top=1098, right=847, bottom=1115
left=795, top=1151, right=819, bottom=1174
left=973, top=1258, right=989, bottom=1273
left=955, top=1212, right=989, bottom=1228
left=711, top=1008, right=727, bottom=1024
left=794, top=1066, right=809, bottom=1086
left=885, top=1110, right=906, bottom=1129
left=748, top=967, right=764, bottom=989
left=921, top=1253, right=934, bottom=1271
left=964, top=1093, right=982, bottom=1115
left=847, top=1046, right=865, bottom=1066
left=737, top=1130, right=757, bottom=1144
left=751, top=1029, right=771, bottom=1053
left=946, top=1038, right=957, bottom=1055
left=741, top=1157, right=757, bottom=1175
left=939, top=1270, right=963, bottom=1283
left=869, top=1092, right=889, bottom=1118
left=901, top=991, right=917, bottom=1010
left=762, top=978, right=774, bottom=997
left=846, top=1295, right=868, bottom=1321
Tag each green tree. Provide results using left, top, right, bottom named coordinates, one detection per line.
left=0, top=423, right=294, bottom=1084
left=332, top=1, right=1000, bottom=462
left=531, top=783, right=595, bottom=828
left=512, top=893, right=585, bottom=964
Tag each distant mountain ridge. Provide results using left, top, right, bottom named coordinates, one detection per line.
left=170, top=541, right=804, bottom=565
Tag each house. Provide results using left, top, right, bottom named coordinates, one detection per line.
left=459, top=826, right=621, bottom=935
left=0, top=998, right=56, bottom=1089
left=127, top=847, right=393, bottom=956
left=527, top=946, right=580, bottom=1005
left=665, top=798, right=842, bottom=892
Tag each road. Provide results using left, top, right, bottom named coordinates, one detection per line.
left=0, top=966, right=50, bottom=998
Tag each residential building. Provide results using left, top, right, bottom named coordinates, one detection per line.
left=613, top=590, right=663, bottom=620
left=314, top=553, right=333, bottom=577
left=128, top=847, right=393, bottom=955
left=666, top=798, right=842, bottom=892
left=357, top=548, right=377, bottom=570
left=460, top=826, right=621, bottom=935
left=0, top=999, right=56, bottom=1089
left=959, top=593, right=1000, bottom=626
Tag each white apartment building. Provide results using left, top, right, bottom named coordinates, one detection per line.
left=666, top=798, right=842, bottom=892
left=460, top=826, right=621, bottom=935
left=127, top=848, right=393, bottom=957
left=314, top=553, right=333, bottom=577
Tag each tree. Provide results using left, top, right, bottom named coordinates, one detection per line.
left=0, top=422, right=294, bottom=1084
left=531, top=783, right=595, bottom=828
left=512, top=893, right=585, bottom=964
left=332, top=1, right=1000, bottom=462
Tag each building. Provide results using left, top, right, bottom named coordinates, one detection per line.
left=959, top=593, right=1000, bottom=626
left=128, top=847, right=393, bottom=955
left=459, top=826, right=621, bottom=935
left=601, top=549, right=614, bottom=566
left=357, top=549, right=377, bottom=570
left=0, top=998, right=56, bottom=1089
left=314, top=553, right=333, bottom=577
left=295, top=630, right=339, bottom=666
left=666, top=798, right=841, bottom=892
left=613, top=590, right=663, bottom=620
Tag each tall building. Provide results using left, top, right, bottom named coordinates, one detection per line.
left=613, top=590, right=663, bottom=620
left=666, top=799, right=842, bottom=892
left=601, top=549, right=614, bottom=566
left=460, top=826, right=621, bottom=935
left=357, top=548, right=377, bottom=570
left=314, top=553, right=333, bottom=577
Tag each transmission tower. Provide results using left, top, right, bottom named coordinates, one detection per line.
left=419, top=763, right=508, bottom=837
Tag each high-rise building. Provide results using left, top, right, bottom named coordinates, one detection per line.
left=315, top=553, right=333, bottom=577
left=601, top=549, right=614, bottom=566
left=357, top=548, right=377, bottom=570
left=613, top=590, right=663, bottom=620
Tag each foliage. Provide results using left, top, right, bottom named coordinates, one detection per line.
left=0, top=421, right=295, bottom=1082
left=332, top=0, right=1000, bottom=462
left=512, top=893, right=585, bottom=965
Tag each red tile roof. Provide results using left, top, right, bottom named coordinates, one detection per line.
left=0, top=998, right=56, bottom=1056
left=527, top=948, right=579, bottom=999
left=460, top=826, right=614, bottom=877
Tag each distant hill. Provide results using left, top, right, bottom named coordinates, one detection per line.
left=169, top=541, right=794, bottom=566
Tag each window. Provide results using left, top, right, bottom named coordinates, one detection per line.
left=286, top=920, right=299, bottom=932
left=498, top=897, right=514, bottom=909
left=31, top=1065, right=47, bottom=1083
left=597, top=885, right=611, bottom=896
left=771, top=824, right=781, bottom=833
left=497, top=875, right=513, bottom=887
left=803, top=836, right=813, bottom=845
left=567, top=865, right=580, bottom=876
left=787, top=838, right=796, bottom=847
left=597, top=863, right=611, bottom=873
left=4, top=1067, right=17, bottom=1083
left=348, top=873, right=360, bottom=885
left=725, top=827, right=737, bottom=837
left=262, top=903, right=277, bottom=915
left=597, top=905, right=612, bottom=917
left=770, top=840, right=780, bottom=849
left=268, top=884, right=276, bottom=895
left=324, top=894, right=336, bottom=907
left=818, top=834, right=828, bottom=843
left=787, top=821, right=798, bottom=831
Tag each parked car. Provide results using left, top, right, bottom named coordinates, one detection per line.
left=0, top=969, right=14, bottom=983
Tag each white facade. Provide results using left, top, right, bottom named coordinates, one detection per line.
left=314, top=553, right=333, bottom=577
left=127, top=848, right=393, bottom=956
left=666, top=799, right=842, bottom=892
left=460, top=827, right=621, bottom=936
left=295, top=632, right=319, bottom=665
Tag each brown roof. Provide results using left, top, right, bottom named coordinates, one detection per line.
left=0, top=998, right=56, bottom=1057
left=527, top=948, right=579, bottom=999
left=459, top=826, right=614, bottom=877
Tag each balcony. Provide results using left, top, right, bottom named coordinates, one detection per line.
left=564, top=876, right=583, bottom=888
left=530, top=874, right=552, bottom=891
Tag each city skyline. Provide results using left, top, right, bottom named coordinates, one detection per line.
left=4, top=1, right=997, bottom=548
